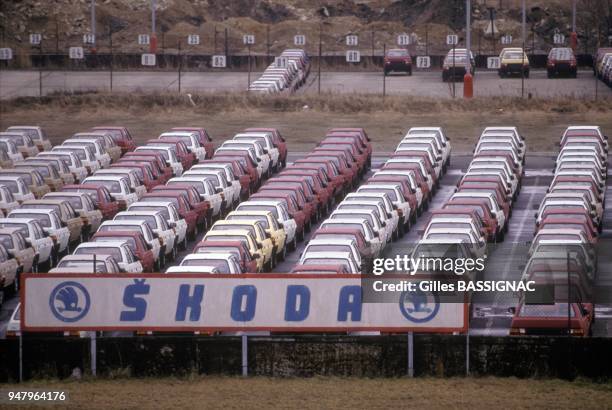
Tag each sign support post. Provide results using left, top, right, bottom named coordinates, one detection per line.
left=407, top=332, right=414, bottom=377
left=19, top=333, right=23, bottom=383
left=241, top=334, right=248, bottom=377
left=466, top=332, right=470, bottom=376
left=90, top=331, right=97, bottom=377
left=382, top=43, right=386, bottom=99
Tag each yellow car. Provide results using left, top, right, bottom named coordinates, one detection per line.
left=226, top=210, right=287, bottom=261
left=499, top=47, right=530, bottom=78
left=209, top=220, right=275, bottom=270
left=202, top=229, right=264, bottom=272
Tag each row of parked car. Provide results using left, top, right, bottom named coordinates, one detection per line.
left=510, top=125, right=608, bottom=337
left=49, top=128, right=290, bottom=276
left=289, top=127, right=452, bottom=274
left=167, top=128, right=372, bottom=274
left=594, top=47, right=612, bottom=86
left=408, top=127, right=525, bottom=278
left=248, top=49, right=310, bottom=94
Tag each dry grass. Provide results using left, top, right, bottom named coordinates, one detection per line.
left=5, top=376, right=612, bottom=409
left=1, top=92, right=611, bottom=153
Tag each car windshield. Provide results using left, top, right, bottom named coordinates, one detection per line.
left=0, top=234, right=15, bottom=249
left=10, top=213, right=51, bottom=227
left=116, top=214, right=158, bottom=230
left=307, top=245, right=351, bottom=253
left=138, top=149, right=168, bottom=161
left=75, top=246, right=123, bottom=262
left=519, top=303, right=575, bottom=317
left=58, top=260, right=109, bottom=272
left=304, top=258, right=348, bottom=266
left=88, top=179, right=121, bottom=193
left=228, top=215, right=269, bottom=228
left=49, top=195, right=83, bottom=210
left=238, top=205, right=278, bottom=218
left=0, top=181, right=19, bottom=193
left=212, top=224, right=255, bottom=237
left=388, top=50, right=408, bottom=57
left=182, top=258, right=230, bottom=273
left=95, top=237, right=137, bottom=254
left=56, top=147, right=85, bottom=160
left=0, top=222, right=28, bottom=237
left=360, top=188, right=397, bottom=201
left=504, top=51, right=525, bottom=59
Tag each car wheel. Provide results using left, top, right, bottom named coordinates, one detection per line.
left=279, top=245, right=287, bottom=261
left=298, top=227, right=305, bottom=242
left=180, top=236, right=188, bottom=251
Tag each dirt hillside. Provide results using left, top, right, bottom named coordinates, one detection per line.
left=0, top=0, right=610, bottom=56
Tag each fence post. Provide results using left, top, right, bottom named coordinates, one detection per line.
left=382, top=43, right=386, bottom=99
left=109, top=23, right=113, bottom=92
left=466, top=332, right=470, bottom=376
left=247, top=43, right=251, bottom=90
left=241, top=334, right=248, bottom=376
left=318, top=26, right=322, bottom=95
left=224, top=28, right=229, bottom=66
left=178, top=40, right=182, bottom=93
left=407, top=332, right=414, bottom=377
left=39, top=40, right=43, bottom=98
left=90, top=331, right=97, bottom=377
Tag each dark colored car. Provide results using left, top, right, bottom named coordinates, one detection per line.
left=547, top=47, right=577, bottom=78
left=384, top=48, right=412, bottom=76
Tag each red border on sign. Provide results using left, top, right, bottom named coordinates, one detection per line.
left=20, top=273, right=469, bottom=334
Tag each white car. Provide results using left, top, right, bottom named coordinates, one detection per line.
left=451, top=192, right=506, bottom=232
left=8, top=208, right=70, bottom=254
left=95, top=168, right=147, bottom=199
left=0, top=132, right=39, bottom=157
left=336, top=199, right=399, bottom=241
left=159, top=131, right=207, bottom=162
left=135, top=146, right=183, bottom=176
left=114, top=210, right=177, bottom=260
left=190, top=163, right=241, bottom=207
left=302, top=239, right=362, bottom=271
left=405, top=127, right=452, bottom=167
left=562, top=126, right=608, bottom=150
left=482, top=127, right=525, bottom=147
left=52, top=145, right=100, bottom=174
left=386, top=158, right=433, bottom=192
left=83, top=175, right=139, bottom=209
left=63, top=139, right=110, bottom=168
left=71, top=132, right=121, bottom=163
left=535, top=200, right=598, bottom=226
left=0, top=218, right=54, bottom=266
left=298, top=251, right=359, bottom=274
left=233, top=133, right=280, bottom=171
left=38, top=151, right=88, bottom=182
left=0, top=139, right=24, bottom=162
left=0, top=185, right=20, bottom=214
left=183, top=169, right=237, bottom=210
left=357, top=184, right=412, bottom=222
left=372, top=170, right=423, bottom=208
left=50, top=254, right=122, bottom=273
left=128, top=201, right=188, bottom=250
left=220, top=142, right=270, bottom=177
left=319, top=219, right=382, bottom=257
left=167, top=177, right=223, bottom=217
left=73, top=241, right=143, bottom=273
left=329, top=208, right=391, bottom=248
left=6, top=126, right=52, bottom=151
left=423, top=228, right=487, bottom=259
left=177, top=253, right=242, bottom=274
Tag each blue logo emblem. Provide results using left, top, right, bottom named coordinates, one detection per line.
left=399, top=287, right=439, bottom=323
left=49, top=281, right=91, bottom=322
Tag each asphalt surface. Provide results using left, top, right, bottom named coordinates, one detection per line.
left=1, top=69, right=611, bottom=99
left=0, top=151, right=610, bottom=338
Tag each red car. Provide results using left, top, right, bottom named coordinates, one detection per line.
left=537, top=217, right=598, bottom=242
left=537, top=208, right=598, bottom=237
left=327, top=129, right=372, bottom=167
left=293, top=159, right=344, bottom=198
left=510, top=301, right=594, bottom=336
left=320, top=136, right=368, bottom=175
left=314, top=144, right=363, bottom=174
left=146, top=138, right=195, bottom=171
left=111, top=161, right=160, bottom=191
left=171, top=127, right=214, bottom=159
left=141, top=191, right=199, bottom=239
left=204, top=158, right=251, bottom=199
left=151, top=184, right=209, bottom=230
left=383, top=49, right=412, bottom=76
left=91, top=126, right=135, bottom=154
left=61, top=184, right=119, bottom=220
left=366, top=175, right=418, bottom=222
left=266, top=177, right=322, bottom=221
left=279, top=169, right=333, bottom=214
left=250, top=191, right=306, bottom=241
left=122, top=152, right=172, bottom=183
left=91, top=230, right=156, bottom=272
left=308, top=150, right=357, bottom=189
left=443, top=200, right=498, bottom=242
left=116, top=156, right=168, bottom=186
left=290, top=264, right=350, bottom=274
left=390, top=151, right=437, bottom=184
left=456, top=182, right=511, bottom=220
left=212, top=150, right=260, bottom=189
left=193, top=240, right=258, bottom=273
left=382, top=162, right=432, bottom=203
left=244, top=127, right=288, bottom=168
left=258, top=185, right=315, bottom=230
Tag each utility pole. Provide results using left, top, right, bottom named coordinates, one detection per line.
left=488, top=7, right=496, bottom=55
left=109, top=23, right=113, bottom=92
left=571, top=0, right=578, bottom=51
left=90, top=0, right=96, bottom=53
left=464, top=0, right=473, bottom=98
left=318, top=25, right=322, bottom=95
left=150, top=0, right=157, bottom=53
left=521, top=0, right=526, bottom=98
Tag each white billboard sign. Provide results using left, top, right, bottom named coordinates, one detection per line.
left=22, top=275, right=467, bottom=332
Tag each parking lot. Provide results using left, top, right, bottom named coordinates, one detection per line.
left=1, top=69, right=610, bottom=100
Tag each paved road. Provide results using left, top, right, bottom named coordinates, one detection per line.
left=1, top=152, right=610, bottom=338
left=1, top=69, right=610, bottom=99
